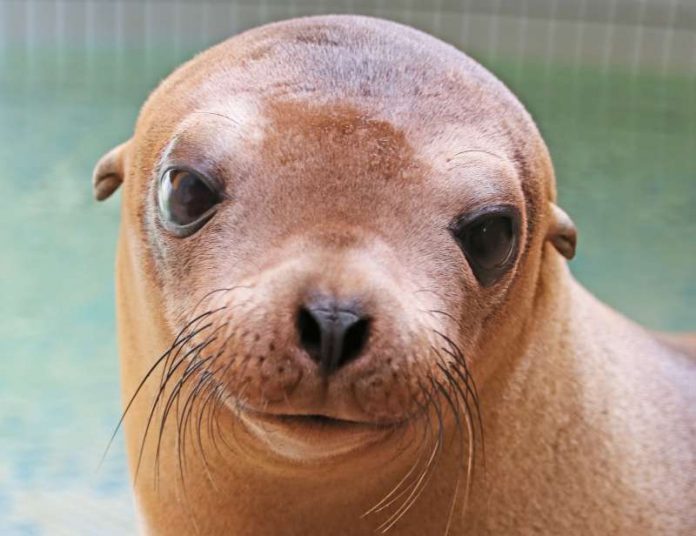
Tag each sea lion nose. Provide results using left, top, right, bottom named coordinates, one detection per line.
left=296, top=297, right=371, bottom=375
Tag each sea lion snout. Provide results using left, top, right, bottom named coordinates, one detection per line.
left=198, top=244, right=428, bottom=425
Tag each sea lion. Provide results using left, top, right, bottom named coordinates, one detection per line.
left=93, top=15, right=695, bottom=535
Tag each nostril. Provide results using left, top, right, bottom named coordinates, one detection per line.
left=296, top=299, right=372, bottom=374
left=342, top=317, right=371, bottom=365
left=297, top=307, right=322, bottom=359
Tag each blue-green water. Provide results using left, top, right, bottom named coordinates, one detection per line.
left=0, top=48, right=694, bottom=533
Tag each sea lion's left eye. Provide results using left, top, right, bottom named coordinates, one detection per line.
left=158, top=168, right=222, bottom=236
left=450, top=206, right=519, bottom=287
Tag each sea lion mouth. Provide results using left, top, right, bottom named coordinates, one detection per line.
left=272, top=413, right=366, bottom=426
left=255, top=410, right=402, bottom=429
left=238, top=408, right=401, bottom=461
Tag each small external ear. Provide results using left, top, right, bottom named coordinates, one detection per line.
left=547, top=203, right=577, bottom=259
left=92, top=140, right=130, bottom=201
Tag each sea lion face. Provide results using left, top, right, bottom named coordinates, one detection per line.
left=95, top=16, right=575, bottom=461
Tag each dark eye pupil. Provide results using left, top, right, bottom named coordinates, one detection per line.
left=465, top=216, right=513, bottom=269
left=160, top=169, right=220, bottom=229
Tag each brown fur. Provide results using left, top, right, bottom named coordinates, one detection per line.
left=94, top=16, right=695, bottom=535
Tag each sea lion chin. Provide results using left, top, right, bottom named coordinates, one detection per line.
left=94, top=15, right=695, bottom=535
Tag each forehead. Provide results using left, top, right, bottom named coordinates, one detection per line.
left=140, top=17, right=536, bottom=145
left=159, top=96, right=523, bottom=211
left=137, top=16, right=548, bottom=216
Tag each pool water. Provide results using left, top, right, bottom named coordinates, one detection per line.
left=1, top=48, right=694, bottom=533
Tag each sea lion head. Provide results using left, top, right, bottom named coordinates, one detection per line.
left=94, top=15, right=576, bottom=464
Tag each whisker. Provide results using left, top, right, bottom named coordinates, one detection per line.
left=424, top=308, right=461, bottom=327
left=362, top=423, right=429, bottom=516
left=378, top=382, right=443, bottom=533
left=363, top=380, right=435, bottom=517
left=177, top=327, right=230, bottom=459
left=178, top=327, right=233, bottom=477
left=135, top=332, right=219, bottom=483
left=158, top=308, right=225, bottom=395
left=434, top=355, right=474, bottom=535
left=432, top=331, right=484, bottom=460
left=434, top=331, right=482, bottom=406
left=98, top=311, right=220, bottom=469
left=154, top=341, right=220, bottom=484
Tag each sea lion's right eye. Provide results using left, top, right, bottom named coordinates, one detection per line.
left=158, top=168, right=222, bottom=236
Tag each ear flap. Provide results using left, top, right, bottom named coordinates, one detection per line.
left=547, top=203, right=577, bottom=259
left=92, top=140, right=130, bottom=201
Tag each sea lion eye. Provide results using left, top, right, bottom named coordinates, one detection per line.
left=450, top=206, right=519, bottom=287
left=158, top=168, right=221, bottom=236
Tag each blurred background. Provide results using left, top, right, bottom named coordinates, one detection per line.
left=0, top=0, right=694, bottom=533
